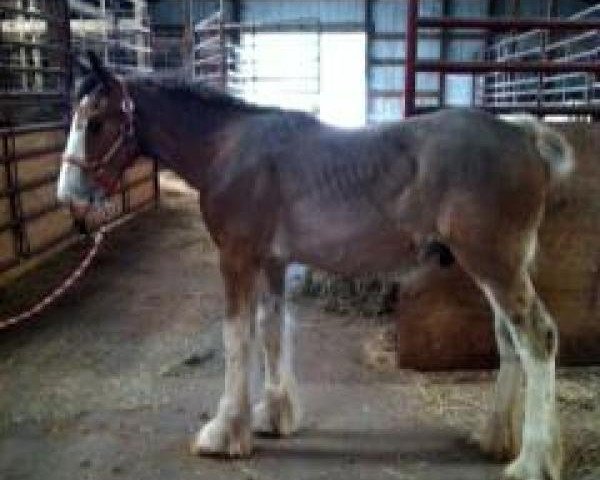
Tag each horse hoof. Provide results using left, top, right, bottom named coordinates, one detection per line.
left=191, top=417, right=252, bottom=457
left=253, top=390, right=299, bottom=437
left=480, top=423, right=520, bottom=461
left=503, top=455, right=560, bottom=480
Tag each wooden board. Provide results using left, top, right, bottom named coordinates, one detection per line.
left=0, top=164, right=8, bottom=193
left=0, top=198, right=11, bottom=228
left=124, top=158, right=154, bottom=185
left=0, top=231, right=16, bottom=268
left=13, top=129, right=65, bottom=158
left=0, top=123, right=157, bottom=282
left=20, top=183, right=57, bottom=217
left=128, top=180, right=155, bottom=210
left=16, top=152, right=60, bottom=187
left=24, top=207, right=72, bottom=253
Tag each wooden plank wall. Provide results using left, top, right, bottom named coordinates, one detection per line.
left=0, top=126, right=157, bottom=283
left=396, top=122, right=600, bottom=369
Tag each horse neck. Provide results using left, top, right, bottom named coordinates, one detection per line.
left=130, top=82, right=245, bottom=190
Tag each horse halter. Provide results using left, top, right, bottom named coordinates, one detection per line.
left=67, top=78, right=138, bottom=192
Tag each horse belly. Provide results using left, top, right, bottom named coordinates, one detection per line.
left=275, top=202, right=418, bottom=275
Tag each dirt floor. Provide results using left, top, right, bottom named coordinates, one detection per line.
left=0, top=175, right=598, bottom=480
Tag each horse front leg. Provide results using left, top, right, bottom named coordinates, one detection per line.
left=191, top=257, right=257, bottom=457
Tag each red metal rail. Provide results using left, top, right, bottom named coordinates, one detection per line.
left=417, top=60, right=600, bottom=74
left=419, top=17, right=600, bottom=31
left=404, top=0, right=600, bottom=117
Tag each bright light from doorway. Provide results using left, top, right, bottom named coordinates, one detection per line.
left=235, top=31, right=366, bottom=128
left=319, top=33, right=366, bottom=127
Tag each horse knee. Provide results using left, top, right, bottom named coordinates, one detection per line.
left=257, top=294, right=282, bottom=348
left=529, top=299, right=558, bottom=359
left=508, top=297, right=558, bottom=361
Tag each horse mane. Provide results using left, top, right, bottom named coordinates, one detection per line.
left=75, top=72, right=279, bottom=115
left=131, top=76, right=268, bottom=112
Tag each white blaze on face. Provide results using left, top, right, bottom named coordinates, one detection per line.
left=57, top=95, right=95, bottom=204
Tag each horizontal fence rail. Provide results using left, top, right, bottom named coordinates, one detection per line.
left=480, top=4, right=600, bottom=116
left=404, top=0, right=600, bottom=117
left=0, top=123, right=158, bottom=275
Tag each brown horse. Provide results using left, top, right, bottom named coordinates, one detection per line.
left=57, top=52, right=573, bottom=480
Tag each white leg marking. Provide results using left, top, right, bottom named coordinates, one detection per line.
left=479, top=285, right=523, bottom=460
left=253, top=291, right=300, bottom=436
left=481, top=285, right=560, bottom=480
left=505, top=349, right=560, bottom=480
left=192, top=314, right=252, bottom=456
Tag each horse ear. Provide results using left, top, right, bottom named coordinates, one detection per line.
left=72, top=52, right=91, bottom=76
left=86, top=50, right=111, bottom=85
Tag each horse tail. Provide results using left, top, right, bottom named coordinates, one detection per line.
left=504, top=115, right=574, bottom=182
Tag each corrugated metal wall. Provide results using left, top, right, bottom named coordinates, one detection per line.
left=241, top=0, right=364, bottom=23
left=148, top=0, right=591, bottom=122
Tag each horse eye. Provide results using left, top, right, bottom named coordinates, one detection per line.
left=88, top=119, right=102, bottom=134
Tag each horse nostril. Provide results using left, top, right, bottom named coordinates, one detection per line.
left=74, top=217, right=89, bottom=236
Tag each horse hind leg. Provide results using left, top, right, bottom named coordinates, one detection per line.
left=480, top=310, right=524, bottom=462
left=253, top=261, right=301, bottom=436
left=445, top=213, right=561, bottom=479
left=479, top=274, right=561, bottom=480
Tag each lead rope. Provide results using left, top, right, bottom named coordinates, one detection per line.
left=0, top=211, right=137, bottom=331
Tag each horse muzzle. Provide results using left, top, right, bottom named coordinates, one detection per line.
left=57, top=158, right=111, bottom=218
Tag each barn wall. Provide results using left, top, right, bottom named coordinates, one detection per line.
left=396, top=122, right=600, bottom=370
left=0, top=127, right=157, bottom=284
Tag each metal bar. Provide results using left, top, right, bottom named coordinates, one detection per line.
left=0, top=65, right=65, bottom=74
left=544, top=30, right=597, bottom=52
left=482, top=105, right=600, bottom=115
left=416, top=104, right=600, bottom=116
left=194, top=10, right=222, bottom=30
left=438, top=0, right=450, bottom=109
left=371, top=59, right=405, bottom=66
left=486, top=84, right=600, bottom=98
left=0, top=91, right=66, bottom=99
left=404, top=0, right=419, bottom=117
left=195, top=21, right=364, bottom=34
left=1, top=129, right=20, bottom=263
left=417, top=60, right=600, bottom=74
left=60, top=0, right=72, bottom=124
left=484, top=72, right=588, bottom=88
left=0, top=40, right=68, bottom=52
left=371, top=31, right=484, bottom=41
left=485, top=0, right=600, bottom=50
left=365, top=0, right=373, bottom=123
left=418, top=17, right=600, bottom=31
left=0, top=121, right=67, bottom=137
left=369, top=89, right=439, bottom=98
left=68, top=0, right=106, bottom=19
left=0, top=7, right=63, bottom=23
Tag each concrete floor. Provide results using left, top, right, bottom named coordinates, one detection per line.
left=0, top=179, right=597, bottom=480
